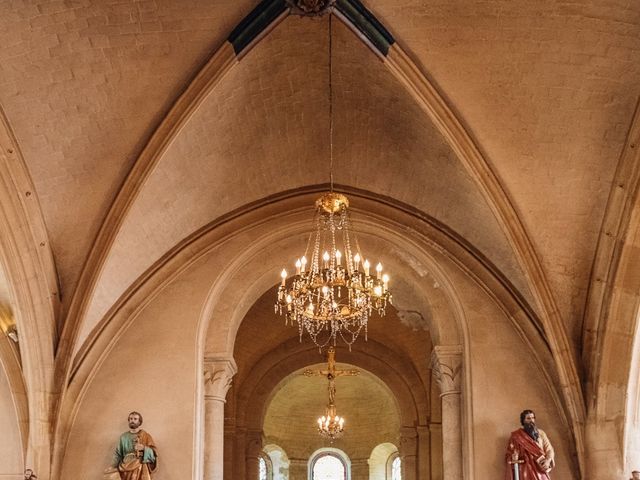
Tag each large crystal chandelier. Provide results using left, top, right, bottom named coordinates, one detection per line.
left=276, top=192, right=391, bottom=348
left=274, top=14, right=391, bottom=349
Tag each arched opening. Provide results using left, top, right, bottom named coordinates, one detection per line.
left=309, top=448, right=350, bottom=480
left=389, top=454, right=401, bottom=480
left=264, top=444, right=289, bottom=480
left=369, top=442, right=399, bottom=480
left=259, top=452, right=273, bottom=480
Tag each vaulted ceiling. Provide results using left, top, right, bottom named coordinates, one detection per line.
left=0, top=3, right=639, bottom=473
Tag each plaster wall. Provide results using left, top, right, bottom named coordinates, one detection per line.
left=448, top=263, right=577, bottom=479
left=59, top=261, right=208, bottom=480
left=0, top=359, right=22, bottom=478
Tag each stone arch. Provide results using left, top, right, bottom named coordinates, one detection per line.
left=369, top=442, right=398, bottom=480
left=0, top=104, right=58, bottom=479
left=236, top=339, right=426, bottom=431
left=308, top=447, right=351, bottom=480
left=56, top=188, right=564, bottom=480
left=585, top=168, right=640, bottom=479
left=264, top=443, right=290, bottom=480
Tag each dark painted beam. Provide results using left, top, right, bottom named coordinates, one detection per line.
left=228, top=0, right=289, bottom=55
left=335, top=0, right=395, bottom=56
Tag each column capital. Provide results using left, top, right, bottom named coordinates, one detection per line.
left=430, top=345, right=463, bottom=397
left=203, top=357, right=237, bottom=401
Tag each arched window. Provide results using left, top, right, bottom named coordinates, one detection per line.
left=391, top=456, right=401, bottom=480
left=308, top=448, right=350, bottom=480
left=312, top=454, right=345, bottom=480
left=259, top=452, right=273, bottom=480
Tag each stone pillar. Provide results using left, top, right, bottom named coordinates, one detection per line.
left=431, top=346, right=463, bottom=480
left=204, top=358, right=237, bottom=480
left=223, top=422, right=236, bottom=480
left=416, top=425, right=431, bottom=480
left=234, top=427, right=247, bottom=480
left=288, top=458, right=307, bottom=480
left=351, top=458, right=369, bottom=480
left=246, top=429, right=263, bottom=480
left=400, top=426, right=418, bottom=480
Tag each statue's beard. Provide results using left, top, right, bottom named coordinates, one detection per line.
left=524, top=422, right=539, bottom=441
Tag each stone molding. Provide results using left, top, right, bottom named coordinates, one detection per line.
left=430, top=346, right=463, bottom=397
left=203, top=357, right=237, bottom=402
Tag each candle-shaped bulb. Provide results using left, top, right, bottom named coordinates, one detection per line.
left=280, top=269, right=287, bottom=285
left=363, top=259, right=370, bottom=276
left=295, top=259, right=301, bottom=274
left=323, top=251, right=330, bottom=264
left=301, top=256, right=307, bottom=272
left=354, top=253, right=361, bottom=265
left=376, top=262, right=383, bottom=279
left=335, top=249, right=342, bottom=265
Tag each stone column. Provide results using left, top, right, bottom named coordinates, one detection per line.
left=288, top=458, right=307, bottom=480
left=416, top=425, right=431, bottom=480
left=431, top=346, right=463, bottom=480
left=223, top=421, right=236, bottom=480
left=351, top=458, right=369, bottom=480
left=233, top=426, right=247, bottom=480
left=246, top=429, right=263, bottom=480
left=399, top=426, right=418, bottom=480
left=204, top=358, right=237, bottom=480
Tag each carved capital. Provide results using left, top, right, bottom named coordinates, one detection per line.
left=430, top=345, right=463, bottom=396
left=203, top=357, right=237, bottom=402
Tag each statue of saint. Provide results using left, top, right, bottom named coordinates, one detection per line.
left=104, top=411, right=158, bottom=480
left=24, top=469, right=37, bottom=480
left=505, top=409, right=555, bottom=480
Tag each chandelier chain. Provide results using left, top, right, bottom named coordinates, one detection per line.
left=329, top=13, right=334, bottom=192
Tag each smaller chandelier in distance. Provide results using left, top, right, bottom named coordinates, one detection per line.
left=318, top=402, right=344, bottom=441
left=275, top=192, right=391, bottom=349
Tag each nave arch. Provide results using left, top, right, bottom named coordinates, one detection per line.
left=585, top=153, right=640, bottom=479
left=54, top=188, right=579, bottom=479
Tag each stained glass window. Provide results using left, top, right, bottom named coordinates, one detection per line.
left=312, top=454, right=345, bottom=480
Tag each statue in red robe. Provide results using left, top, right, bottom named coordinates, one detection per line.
left=505, top=410, right=555, bottom=480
